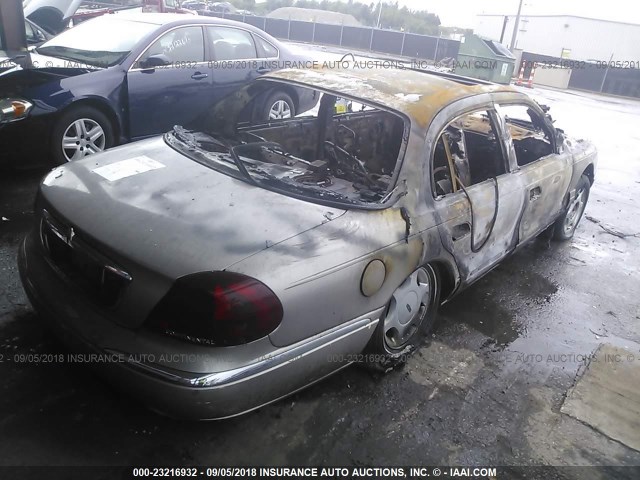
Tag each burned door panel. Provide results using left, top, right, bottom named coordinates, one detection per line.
left=496, top=103, right=571, bottom=241
left=435, top=177, right=525, bottom=284
left=429, top=107, right=525, bottom=285
left=514, top=156, right=571, bottom=241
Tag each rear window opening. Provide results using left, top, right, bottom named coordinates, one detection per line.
left=433, top=110, right=507, bottom=197
left=167, top=81, right=408, bottom=208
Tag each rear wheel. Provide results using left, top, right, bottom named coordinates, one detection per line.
left=51, top=106, right=114, bottom=165
left=552, top=174, right=590, bottom=241
left=262, top=91, right=295, bottom=120
left=364, top=265, right=440, bottom=372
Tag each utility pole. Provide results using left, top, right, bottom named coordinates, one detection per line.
left=510, top=0, right=524, bottom=51
left=376, top=0, right=383, bottom=29
left=500, top=15, right=509, bottom=44
left=600, top=53, right=614, bottom=93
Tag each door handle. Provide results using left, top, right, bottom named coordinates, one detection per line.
left=257, top=67, right=271, bottom=74
left=452, top=222, right=471, bottom=241
left=529, top=186, right=542, bottom=201
left=191, top=72, right=208, bottom=80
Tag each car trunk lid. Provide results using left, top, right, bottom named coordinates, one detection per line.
left=37, top=137, right=345, bottom=328
left=38, top=135, right=345, bottom=289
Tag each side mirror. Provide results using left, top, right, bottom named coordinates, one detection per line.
left=28, top=28, right=47, bottom=43
left=139, top=54, right=171, bottom=70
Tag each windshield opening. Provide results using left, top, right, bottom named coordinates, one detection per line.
left=37, top=17, right=157, bottom=67
left=165, top=80, right=408, bottom=207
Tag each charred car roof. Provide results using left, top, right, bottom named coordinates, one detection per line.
left=263, top=67, right=516, bottom=127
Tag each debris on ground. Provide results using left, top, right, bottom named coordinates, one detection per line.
left=586, top=215, right=640, bottom=239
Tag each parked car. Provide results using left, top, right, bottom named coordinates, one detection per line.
left=18, top=67, right=596, bottom=419
left=0, top=12, right=315, bottom=165
left=186, top=1, right=239, bottom=17
left=23, top=0, right=84, bottom=34
left=142, top=0, right=198, bottom=14
left=209, top=2, right=235, bottom=14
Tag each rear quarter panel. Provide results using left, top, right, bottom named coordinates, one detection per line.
left=229, top=119, right=455, bottom=347
left=229, top=208, right=425, bottom=347
left=566, top=137, right=598, bottom=188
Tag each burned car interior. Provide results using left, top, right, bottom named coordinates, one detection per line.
left=168, top=82, right=407, bottom=206
left=433, top=105, right=555, bottom=197
left=500, top=104, right=554, bottom=166
left=433, top=110, right=506, bottom=196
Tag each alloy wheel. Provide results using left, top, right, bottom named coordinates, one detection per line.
left=61, top=118, right=106, bottom=161
left=268, top=100, right=292, bottom=120
left=563, top=187, right=587, bottom=236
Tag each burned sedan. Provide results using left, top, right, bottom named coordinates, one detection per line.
left=19, top=67, right=597, bottom=419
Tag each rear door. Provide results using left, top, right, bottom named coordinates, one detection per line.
left=430, top=107, right=526, bottom=285
left=127, top=25, right=212, bottom=139
left=495, top=103, right=571, bottom=241
left=205, top=25, right=264, bottom=102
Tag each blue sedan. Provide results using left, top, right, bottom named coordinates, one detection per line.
left=0, top=13, right=316, bottom=165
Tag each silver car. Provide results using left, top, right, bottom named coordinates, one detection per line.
left=19, top=67, right=597, bottom=419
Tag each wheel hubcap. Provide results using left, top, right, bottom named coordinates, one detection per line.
left=62, top=118, right=105, bottom=161
left=384, top=268, right=432, bottom=350
left=563, top=187, right=587, bottom=235
left=269, top=100, right=292, bottom=120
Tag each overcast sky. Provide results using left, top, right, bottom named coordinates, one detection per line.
left=367, top=0, right=640, bottom=27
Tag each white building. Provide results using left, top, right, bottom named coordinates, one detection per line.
left=475, top=15, right=640, bottom=62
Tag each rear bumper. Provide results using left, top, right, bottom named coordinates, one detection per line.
left=18, top=231, right=381, bottom=420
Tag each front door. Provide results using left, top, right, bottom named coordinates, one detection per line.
left=127, top=26, right=212, bottom=139
left=495, top=103, right=572, bottom=242
left=431, top=108, right=525, bottom=285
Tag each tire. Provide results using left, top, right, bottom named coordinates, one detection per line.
left=363, top=265, right=440, bottom=372
left=51, top=106, right=114, bottom=165
left=262, top=91, right=295, bottom=121
left=552, top=174, right=591, bottom=241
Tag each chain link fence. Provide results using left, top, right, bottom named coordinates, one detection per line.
left=209, top=12, right=460, bottom=63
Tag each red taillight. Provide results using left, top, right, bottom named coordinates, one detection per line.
left=146, top=272, right=283, bottom=346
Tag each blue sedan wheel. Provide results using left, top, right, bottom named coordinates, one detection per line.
left=52, top=106, right=114, bottom=165
left=263, top=91, right=295, bottom=120
left=62, top=118, right=106, bottom=161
